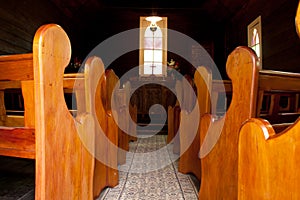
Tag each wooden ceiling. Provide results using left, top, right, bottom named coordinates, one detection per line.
left=50, top=0, right=250, bottom=24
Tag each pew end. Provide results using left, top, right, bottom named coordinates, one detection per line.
left=178, top=66, right=212, bottom=181
left=199, top=46, right=259, bottom=199
left=0, top=24, right=98, bottom=199
left=238, top=117, right=300, bottom=199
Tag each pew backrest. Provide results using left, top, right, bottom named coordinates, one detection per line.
left=199, top=46, right=260, bottom=199
left=238, top=4, right=300, bottom=199
left=238, top=117, right=300, bottom=199
left=33, top=24, right=95, bottom=199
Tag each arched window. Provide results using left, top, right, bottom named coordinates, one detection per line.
left=143, top=26, right=163, bottom=75
left=251, top=28, right=260, bottom=58
left=139, top=16, right=167, bottom=76
left=248, top=16, right=262, bottom=66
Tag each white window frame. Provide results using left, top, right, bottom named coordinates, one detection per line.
left=248, top=16, right=262, bottom=66
left=139, top=16, right=167, bottom=76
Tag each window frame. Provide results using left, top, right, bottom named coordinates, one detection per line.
left=248, top=15, right=262, bottom=66
left=139, top=16, right=168, bottom=76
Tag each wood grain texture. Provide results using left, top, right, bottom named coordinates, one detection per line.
left=0, top=53, right=33, bottom=81
left=238, top=118, right=300, bottom=199
left=178, top=66, right=212, bottom=181
left=167, top=105, right=175, bottom=144
left=84, top=58, right=119, bottom=198
left=33, top=24, right=94, bottom=199
left=115, top=80, right=138, bottom=164
left=83, top=56, right=106, bottom=198
left=21, top=81, right=34, bottom=127
left=108, top=72, right=129, bottom=166
left=0, top=127, right=35, bottom=158
left=199, top=46, right=259, bottom=199
left=104, top=69, right=121, bottom=176
left=211, top=80, right=232, bottom=115
left=167, top=80, right=182, bottom=144
left=296, top=1, right=300, bottom=37
left=167, top=80, right=182, bottom=153
left=238, top=4, right=300, bottom=199
left=125, top=81, right=137, bottom=142
left=87, top=65, right=118, bottom=198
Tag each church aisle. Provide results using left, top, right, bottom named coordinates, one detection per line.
left=98, top=135, right=199, bottom=200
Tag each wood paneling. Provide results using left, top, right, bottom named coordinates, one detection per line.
left=0, top=0, right=70, bottom=54
left=226, top=0, right=300, bottom=73
left=130, top=79, right=176, bottom=117
left=1, top=0, right=300, bottom=76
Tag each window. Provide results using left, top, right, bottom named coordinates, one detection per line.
left=248, top=16, right=262, bottom=66
left=139, top=16, right=167, bottom=76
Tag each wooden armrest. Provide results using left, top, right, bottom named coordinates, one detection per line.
left=0, top=127, right=35, bottom=159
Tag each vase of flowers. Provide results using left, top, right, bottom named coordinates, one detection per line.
left=167, top=59, right=180, bottom=79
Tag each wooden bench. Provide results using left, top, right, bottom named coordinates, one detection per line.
left=210, top=79, right=232, bottom=116
left=105, top=69, right=129, bottom=166
left=178, top=67, right=212, bottom=181
left=177, top=53, right=300, bottom=188
left=167, top=79, right=182, bottom=149
left=125, top=81, right=137, bottom=142
left=212, top=73, right=300, bottom=128
left=238, top=115, right=300, bottom=199
left=0, top=48, right=119, bottom=200
left=0, top=24, right=95, bottom=199
left=198, top=47, right=300, bottom=199
left=167, top=75, right=196, bottom=155
left=115, top=80, right=138, bottom=164
left=198, top=46, right=260, bottom=199
left=237, top=4, right=300, bottom=199
left=81, top=58, right=119, bottom=198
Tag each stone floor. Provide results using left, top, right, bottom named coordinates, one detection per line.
left=0, top=156, right=35, bottom=200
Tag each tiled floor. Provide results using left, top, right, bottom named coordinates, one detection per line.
left=0, top=135, right=200, bottom=200
left=98, top=135, right=199, bottom=200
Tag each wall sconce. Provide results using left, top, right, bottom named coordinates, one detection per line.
left=146, top=16, right=162, bottom=32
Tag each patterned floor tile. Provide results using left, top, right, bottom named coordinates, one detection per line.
left=99, top=135, right=198, bottom=200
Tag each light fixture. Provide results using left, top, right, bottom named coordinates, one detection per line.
left=146, top=16, right=162, bottom=32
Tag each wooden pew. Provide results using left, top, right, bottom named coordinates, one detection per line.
left=125, top=81, right=137, bottom=142
left=178, top=66, right=212, bottom=181
left=175, top=74, right=197, bottom=155
left=82, top=59, right=119, bottom=198
left=167, top=79, right=183, bottom=144
left=237, top=4, right=300, bottom=199
left=198, top=46, right=260, bottom=199
left=167, top=78, right=183, bottom=154
left=104, top=70, right=138, bottom=166
left=210, top=72, right=300, bottom=131
left=238, top=116, right=300, bottom=199
left=0, top=24, right=95, bottom=199
left=105, top=69, right=129, bottom=166
left=167, top=102, right=177, bottom=144
left=0, top=48, right=118, bottom=199
left=256, top=70, right=300, bottom=132
left=198, top=45, right=300, bottom=199
left=170, top=20, right=300, bottom=195
left=115, top=81, right=128, bottom=165
left=210, top=79, right=232, bottom=116
left=114, top=80, right=138, bottom=164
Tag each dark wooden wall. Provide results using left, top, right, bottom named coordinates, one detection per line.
left=0, top=0, right=73, bottom=55
left=1, top=0, right=300, bottom=77
left=71, top=9, right=223, bottom=78
left=225, top=0, right=300, bottom=74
